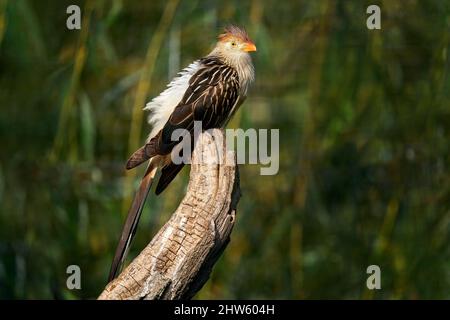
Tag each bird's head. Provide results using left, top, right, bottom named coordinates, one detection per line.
left=215, top=25, right=257, bottom=55
left=210, top=25, right=256, bottom=93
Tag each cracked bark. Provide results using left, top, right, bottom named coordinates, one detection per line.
left=99, top=129, right=240, bottom=300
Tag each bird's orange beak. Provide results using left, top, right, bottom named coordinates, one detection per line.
left=243, top=41, right=257, bottom=52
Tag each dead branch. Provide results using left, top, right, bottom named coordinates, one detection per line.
left=99, top=129, right=240, bottom=300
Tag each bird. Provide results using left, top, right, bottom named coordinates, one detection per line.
left=108, top=25, right=256, bottom=282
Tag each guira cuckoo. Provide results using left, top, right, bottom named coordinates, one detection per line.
left=109, top=25, right=256, bottom=282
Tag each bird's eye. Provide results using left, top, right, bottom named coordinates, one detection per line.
left=231, top=41, right=236, bottom=47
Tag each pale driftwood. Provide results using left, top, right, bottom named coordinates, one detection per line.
left=99, top=129, right=240, bottom=300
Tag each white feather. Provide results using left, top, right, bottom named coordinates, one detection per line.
left=144, top=61, right=201, bottom=141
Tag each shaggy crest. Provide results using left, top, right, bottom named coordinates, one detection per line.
left=218, top=25, right=251, bottom=43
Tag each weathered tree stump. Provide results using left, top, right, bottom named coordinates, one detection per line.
left=99, top=129, right=240, bottom=300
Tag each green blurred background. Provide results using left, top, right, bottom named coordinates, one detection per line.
left=0, top=0, right=449, bottom=299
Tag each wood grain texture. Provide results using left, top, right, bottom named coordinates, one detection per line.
left=99, top=129, right=240, bottom=300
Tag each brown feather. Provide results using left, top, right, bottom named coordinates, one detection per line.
left=155, top=163, right=185, bottom=195
left=108, top=161, right=157, bottom=282
left=126, top=145, right=149, bottom=170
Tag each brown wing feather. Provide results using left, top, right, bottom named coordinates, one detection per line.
left=155, top=163, right=185, bottom=195
left=149, top=58, right=240, bottom=158
left=126, top=145, right=149, bottom=170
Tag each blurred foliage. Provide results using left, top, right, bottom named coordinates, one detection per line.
left=0, top=0, right=449, bottom=299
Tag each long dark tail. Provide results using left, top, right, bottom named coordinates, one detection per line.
left=108, top=160, right=157, bottom=282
